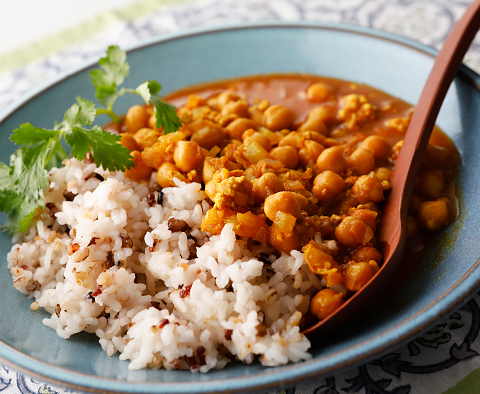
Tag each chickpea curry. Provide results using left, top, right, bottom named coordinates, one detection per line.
left=113, top=74, right=459, bottom=323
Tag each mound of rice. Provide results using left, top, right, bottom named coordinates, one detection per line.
left=7, top=158, right=327, bottom=372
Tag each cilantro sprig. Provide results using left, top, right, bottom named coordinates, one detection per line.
left=90, top=46, right=181, bottom=134
left=0, top=45, right=181, bottom=234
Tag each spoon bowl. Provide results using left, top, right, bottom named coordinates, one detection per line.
left=304, top=0, right=480, bottom=337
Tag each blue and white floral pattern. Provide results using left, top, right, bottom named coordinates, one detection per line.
left=1, top=0, right=480, bottom=393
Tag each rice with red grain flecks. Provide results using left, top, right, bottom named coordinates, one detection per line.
left=7, top=157, right=325, bottom=372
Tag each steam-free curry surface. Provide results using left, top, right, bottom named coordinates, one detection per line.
left=117, top=74, right=459, bottom=322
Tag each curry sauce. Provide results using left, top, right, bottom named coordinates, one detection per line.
left=117, top=74, right=460, bottom=322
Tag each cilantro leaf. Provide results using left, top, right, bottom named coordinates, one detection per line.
left=135, top=81, right=162, bottom=103
left=64, top=98, right=96, bottom=128
left=10, top=123, right=59, bottom=146
left=14, top=144, right=50, bottom=204
left=17, top=201, right=39, bottom=233
left=98, top=46, right=129, bottom=86
left=61, top=98, right=133, bottom=171
left=0, top=192, right=26, bottom=235
left=90, top=45, right=130, bottom=106
left=93, top=84, right=126, bottom=109
left=153, top=97, right=181, bottom=134
left=64, top=125, right=132, bottom=172
left=0, top=191, right=23, bottom=214
left=0, top=163, right=15, bottom=192
left=0, top=143, right=50, bottom=234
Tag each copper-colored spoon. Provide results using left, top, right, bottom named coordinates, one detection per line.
left=304, top=0, right=480, bottom=337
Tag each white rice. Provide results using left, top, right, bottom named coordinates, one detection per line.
left=7, top=157, right=322, bottom=372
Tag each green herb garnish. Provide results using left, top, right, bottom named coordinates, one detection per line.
left=0, top=45, right=181, bottom=234
left=90, top=46, right=181, bottom=133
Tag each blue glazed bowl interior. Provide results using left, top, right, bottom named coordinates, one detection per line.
left=1, top=22, right=480, bottom=393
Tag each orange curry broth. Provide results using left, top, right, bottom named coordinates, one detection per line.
left=114, top=74, right=460, bottom=322
left=166, top=74, right=457, bottom=151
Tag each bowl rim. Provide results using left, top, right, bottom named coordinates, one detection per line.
left=1, top=20, right=480, bottom=394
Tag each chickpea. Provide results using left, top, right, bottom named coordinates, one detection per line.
left=278, top=131, right=303, bottom=149
left=375, top=167, right=392, bottom=183
left=316, top=146, right=347, bottom=174
left=330, top=128, right=349, bottom=139
left=269, top=226, right=302, bottom=253
left=252, top=173, right=284, bottom=203
left=417, top=200, right=448, bottom=231
left=264, top=191, right=308, bottom=221
left=306, top=106, right=336, bottom=126
left=415, top=169, right=445, bottom=199
left=352, top=173, right=384, bottom=203
left=216, top=91, right=240, bottom=108
left=221, top=99, right=250, bottom=118
left=406, top=215, right=421, bottom=241
left=425, top=143, right=459, bottom=170
left=298, top=140, right=325, bottom=167
left=344, top=262, right=375, bottom=291
left=269, top=146, right=299, bottom=168
left=408, top=194, right=422, bottom=216
left=302, top=130, right=330, bottom=146
left=173, top=141, right=203, bottom=173
left=437, top=196, right=454, bottom=222
left=202, top=157, right=228, bottom=183
left=134, top=128, right=161, bottom=151
left=310, top=289, right=344, bottom=320
left=359, top=135, right=391, bottom=160
left=335, top=216, right=374, bottom=247
left=350, top=209, right=377, bottom=231
left=263, top=105, right=295, bottom=131
left=297, top=113, right=328, bottom=135
left=156, top=162, right=186, bottom=188
left=124, top=151, right=153, bottom=182
left=243, top=132, right=272, bottom=151
left=191, top=126, right=225, bottom=150
left=148, top=113, right=158, bottom=130
left=347, top=149, right=375, bottom=175
left=312, top=171, right=344, bottom=201
left=225, top=118, right=257, bottom=140
left=120, top=133, right=140, bottom=151
left=351, top=246, right=382, bottom=264
left=306, top=82, right=333, bottom=103
left=125, top=105, right=150, bottom=133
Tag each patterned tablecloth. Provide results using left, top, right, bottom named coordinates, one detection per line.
left=1, top=0, right=480, bottom=393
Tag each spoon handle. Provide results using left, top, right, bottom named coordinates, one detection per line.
left=381, top=0, right=480, bottom=262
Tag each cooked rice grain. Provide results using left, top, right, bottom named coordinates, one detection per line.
left=7, top=158, right=315, bottom=371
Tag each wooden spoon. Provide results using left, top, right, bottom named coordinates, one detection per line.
left=303, top=0, right=480, bottom=337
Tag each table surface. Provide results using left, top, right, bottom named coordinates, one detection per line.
left=1, top=1, right=480, bottom=393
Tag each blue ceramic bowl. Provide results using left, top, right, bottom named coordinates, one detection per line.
left=1, top=22, right=480, bottom=394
